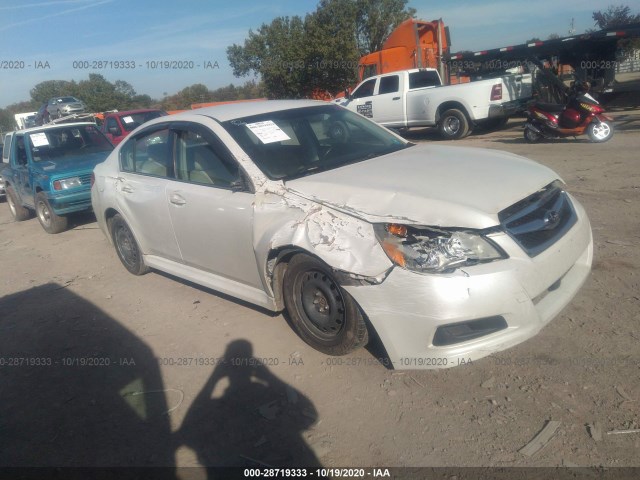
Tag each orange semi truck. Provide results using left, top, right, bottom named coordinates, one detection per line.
left=358, top=18, right=450, bottom=83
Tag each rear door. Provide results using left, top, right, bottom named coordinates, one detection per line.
left=165, top=122, right=262, bottom=289
left=115, top=126, right=182, bottom=261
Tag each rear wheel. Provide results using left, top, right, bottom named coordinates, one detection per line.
left=35, top=192, right=68, bottom=234
left=6, top=186, right=31, bottom=221
left=587, top=121, right=613, bottom=143
left=283, top=254, right=368, bottom=356
left=109, top=214, right=149, bottom=275
left=438, top=109, right=470, bottom=140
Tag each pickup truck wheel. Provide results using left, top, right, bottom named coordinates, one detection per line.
left=6, top=186, right=31, bottom=221
left=439, top=109, right=470, bottom=140
left=283, top=254, right=368, bottom=356
left=35, top=192, right=68, bottom=234
left=110, top=214, right=149, bottom=275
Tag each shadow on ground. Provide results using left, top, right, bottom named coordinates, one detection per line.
left=0, top=285, right=320, bottom=477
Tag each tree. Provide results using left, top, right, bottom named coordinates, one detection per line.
left=592, top=5, right=640, bottom=29
left=30, top=80, right=77, bottom=105
left=355, top=0, right=416, bottom=54
left=227, top=0, right=417, bottom=98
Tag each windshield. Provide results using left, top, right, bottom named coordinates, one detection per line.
left=222, top=105, right=410, bottom=181
left=28, top=125, right=113, bottom=162
left=120, top=111, right=166, bottom=132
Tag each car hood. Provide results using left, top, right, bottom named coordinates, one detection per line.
left=31, top=151, right=111, bottom=176
left=284, top=144, right=559, bottom=229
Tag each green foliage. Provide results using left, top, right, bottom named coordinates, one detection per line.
left=592, top=5, right=640, bottom=29
left=355, top=0, right=416, bottom=54
left=159, top=81, right=266, bottom=110
left=227, top=0, right=415, bottom=98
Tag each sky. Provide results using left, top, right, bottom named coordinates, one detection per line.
left=0, top=0, right=621, bottom=108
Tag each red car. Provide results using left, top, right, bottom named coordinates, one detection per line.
left=101, top=109, right=167, bottom=145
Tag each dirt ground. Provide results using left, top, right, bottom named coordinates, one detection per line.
left=0, top=111, right=639, bottom=476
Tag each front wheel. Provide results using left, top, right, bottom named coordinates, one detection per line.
left=109, top=214, right=149, bottom=275
left=283, top=254, right=368, bottom=356
left=587, top=120, right=613, bottom=143
left=35, top=192, right=68, bottom=233
left=438, top=109, right=471, bottom=140
left=524, top=125, right=542, bottom=143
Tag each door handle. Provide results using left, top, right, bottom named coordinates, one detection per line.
left=392, top=97, right=400, bottom=100
left=365, top=101, right=372, bottom=104
left=169, top=193, right=186, bottom=206
left=121, top=184, right=134, bottom=193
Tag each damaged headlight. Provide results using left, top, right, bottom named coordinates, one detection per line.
left=374, top=223, right=507, bottom=274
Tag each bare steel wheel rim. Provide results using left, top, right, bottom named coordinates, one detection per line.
left=443, top=116, right=460, bottom=135
left=114, top=224, right=139, bottom=269
left=592, top=122, right=611, bottom=140
left=297, top=269, right=346, bottom=340
left=37, top=200, right=51, bottom=227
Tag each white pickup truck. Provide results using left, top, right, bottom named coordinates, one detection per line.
left=334, top=68, right=532, bottom=139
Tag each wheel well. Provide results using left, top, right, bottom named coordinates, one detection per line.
left=436, top=102, right=470, bottom=122
left=104, top=208, right=119, bottom=224
left=266, top=246, right=307, bottom=311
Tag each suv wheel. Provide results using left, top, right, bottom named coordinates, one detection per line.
left=6, top=186, right=31, bottom=221
left=36, top=192, right=68, bottom=233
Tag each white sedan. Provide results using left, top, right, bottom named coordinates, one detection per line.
left=91, top=100, right=593, bottom=369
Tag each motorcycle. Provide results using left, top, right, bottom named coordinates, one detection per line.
left=523, top=80, right=614, bottom=143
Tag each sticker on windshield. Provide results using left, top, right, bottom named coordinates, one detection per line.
left=30, top=132, right=50, bottom=147
left=122, top=116, right=134, bottom=124
left=245, top=120, right=291, bottom=144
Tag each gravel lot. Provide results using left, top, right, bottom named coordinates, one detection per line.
left=1, top=111, right=639, bottom=475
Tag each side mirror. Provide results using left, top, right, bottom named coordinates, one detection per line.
left=344, top=88, right=351, bottom=100
left=108, top=127, right=121, bottom=136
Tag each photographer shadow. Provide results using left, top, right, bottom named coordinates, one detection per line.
left=177, top=340, right=321, bottom=476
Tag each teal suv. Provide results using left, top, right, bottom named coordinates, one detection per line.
left=3, top=123, right=113, bottom=233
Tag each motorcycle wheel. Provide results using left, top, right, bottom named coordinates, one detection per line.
left=524, top=126, right=542, bottom=143
left=587, top=121, right=613, bottom=143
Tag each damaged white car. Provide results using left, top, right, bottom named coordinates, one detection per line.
left=91, top=100, right=593, bottom=369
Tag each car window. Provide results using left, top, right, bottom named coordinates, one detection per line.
left=27, top=125, right=112, bottom=162
left=351, top=78, right=376, bottom=99
left=222, top=104, right=410, bottom=181
left=175, top=129, right=239, bottom=188
left=2, top=134, right=12, bottom=163
left=120, top=111, right=166, bottom=132
left=379, top=75, right=399, bottom=94
left=120, top=128, right=173, bottom=178
left=106, top=117, right=119, bottom=132
left=409, top=70, right=441, bottom=89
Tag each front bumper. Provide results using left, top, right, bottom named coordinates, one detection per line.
left=47, top=188, right=93, bottom=215
left=344, top=195, right=593, bottom=369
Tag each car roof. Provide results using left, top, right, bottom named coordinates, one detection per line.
left=14, top=122, right=97, bottom=134
left=167, top=99, right=327, bottom=123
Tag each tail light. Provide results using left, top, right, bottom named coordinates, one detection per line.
left=490, top=84, right=502, bottom=101
left=90, top=172, right=95, bottom=187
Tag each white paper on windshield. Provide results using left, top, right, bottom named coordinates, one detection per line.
left=245, top=120, right=291, bottom=144
left=30, top=132, right=50, bottom=147
left=122, top=116, right=134, bottom=124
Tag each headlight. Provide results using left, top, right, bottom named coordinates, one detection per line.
left=374, top=223, right=507, bottom=274
left=53, top=177, right=82, bottom=190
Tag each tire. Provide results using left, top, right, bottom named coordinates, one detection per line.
left=6, top=186, right=31, bottom=221
left=35, top=191, right=68, bottom=234
left=283, top=254, right=368, bottom=356
left=587, top=121, right=613, bottom=143
left=109, top=213, right=149, bottom=275
left=524, top=125, right=542, bottom=143
left=438, top=109, right=470, bottom=140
